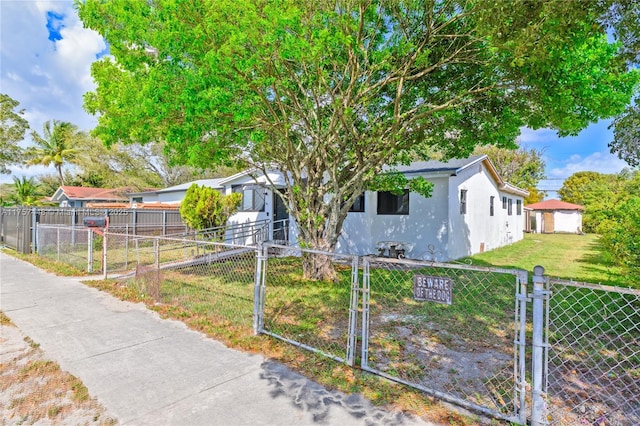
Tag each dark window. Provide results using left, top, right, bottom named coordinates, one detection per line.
left=460, top=189, right=467, bottom=214
left=508, top=198, right=513, bottom=216
left=490, top=196, right=495, bottom=216
left=132, top=197, right=143, bottom=203
left=232, top=185, right=265, bottom=212
left=502, top=196, right=507, bottom=209
left=517, top=199, right=522, bottom=215
left=348, top=193, right=365, bottom=212
left=377, top=190, right=409, bottom=215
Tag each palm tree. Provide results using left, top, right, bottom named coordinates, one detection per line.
left=10, top=176, right=40, bottom=206
left=26, top=120, right=82, bottom=185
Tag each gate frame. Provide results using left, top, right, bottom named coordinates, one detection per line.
left=255, top=243, right=361, bottom=365
left=360, top=256, right=529, bottom=425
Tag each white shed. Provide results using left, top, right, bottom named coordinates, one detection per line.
left=525, top=199, right=584, bottom=234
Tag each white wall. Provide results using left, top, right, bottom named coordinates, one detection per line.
left=530, top=210, right=582, bottom=234
left=337, top=162, right=526, bottom=260
left=337, top=176, right=451, bottom=259
left=447, top=162, right=525, bottom=259
left=553, top=211, right=583, bottom=233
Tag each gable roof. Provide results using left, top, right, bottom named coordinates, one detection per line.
left=392, top=155, right=529, bottom=197
left=392, top=155, right=487, bottom=175
left=128, top=179, right=225, bottom=196
left=51, top=186, right=128, bottom=202
left=526, top=199, right=584, bottom=211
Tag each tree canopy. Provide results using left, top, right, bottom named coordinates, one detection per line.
left=558, top=170, right=639, bottom=233
left=79, top=0, right=639, bottom=279
left=0, top=93, right=29, bottom=174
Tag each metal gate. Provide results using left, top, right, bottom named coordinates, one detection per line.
left=255, top=244, right=360, bottom=365
left=542, top=277, right=640, bottom=425
left=360, top=257, right=528, bottom=424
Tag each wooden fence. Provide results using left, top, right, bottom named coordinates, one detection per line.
left=0, top=207, right=187, bottom=254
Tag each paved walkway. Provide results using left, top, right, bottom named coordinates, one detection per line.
left=0, top=252, right=436, bottom=425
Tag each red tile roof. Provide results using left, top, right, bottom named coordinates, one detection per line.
left=526, top=199, right=584, bottom=211
left=59, top=186, right=128, bottom=201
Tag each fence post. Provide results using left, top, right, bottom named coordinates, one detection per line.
left=88, top=229, right=93, bottom=273
left=154, top=238, right=160, bottom=269
left=162, top=210, right=167, bottom=235
left=516, top=270, right=529, bottom=424
left=253, top=244, right=266, bottom=335
left=531, top=265, right=548, bottom=425
left=31, top=207, right=37, bottom=254
left=56, top=227, right=61, bottom=262
left=346, top=255, right=360, bottom=367
left=102, top=231, right=108, bottom=279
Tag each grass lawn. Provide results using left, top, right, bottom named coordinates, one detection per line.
left=466, top=233, right=632, bottom=288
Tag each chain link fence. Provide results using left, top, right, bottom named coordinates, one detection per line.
left=26, top=226, right=640, bottom=425
left=361, top=257, right=527, bottom=423
left=109, top=232, right=258, bottom=333
left=36, top=224, right=100, bottom=272
left=545, top=278, right=640, bottom=426
left=256, top=244, right=360, bottom=365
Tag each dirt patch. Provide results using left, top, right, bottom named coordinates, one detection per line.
left=369, top=316, right=516, bottom=416
left=0, top=321, right=117, bottom=425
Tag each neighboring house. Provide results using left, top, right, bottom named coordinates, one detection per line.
left=127, top=179, right=225, bottom=205
left=51, top=186, right=128, bottom=208
left=525, top=199, right=584, bottom=234
left=129, top=155, right=528, bottom=261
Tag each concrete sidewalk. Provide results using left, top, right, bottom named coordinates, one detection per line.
left=0, top=252, right=435, bottom=426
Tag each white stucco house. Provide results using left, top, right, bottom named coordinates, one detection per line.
left=335, top=155, right=528, bottom=260
left=525, top=199, right=584, bottom=234
left=133, top=155, right=528, bottom=261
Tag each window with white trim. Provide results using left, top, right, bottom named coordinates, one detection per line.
left=232, top=185, right=265, bottom=212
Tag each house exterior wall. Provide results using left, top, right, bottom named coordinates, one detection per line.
left=336, top=176, right=451, bottom=259
left=147, top=192, right=179, bottom=203
left=337, top=162, right=525, bottom=261
left=529, top=210, right=582, bottom=234
left=223, top=171, right=287, bottom=243
left=447, top=162, right=525, bottom=259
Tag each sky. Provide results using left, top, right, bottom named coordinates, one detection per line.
left=0, top=1, right=634, bottom=197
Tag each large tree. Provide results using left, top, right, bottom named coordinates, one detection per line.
left=79, top=1, right=639, bottom=279
left=0, top=93, right=29, bottom=174
left=26, top=120, right=83, bottom=186
left=558, top=170, right=639, bottom=232
left=609, top=97, right=639, bottom=167
left=606, top=0, right=640, bottom=167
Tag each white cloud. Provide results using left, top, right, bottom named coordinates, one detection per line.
left=55, top=14, right=106, bottom=91
left=548, top=151, right=629, bottom=178
left=1, top=1, right=104, bottom=135
left=517, top=127, right=558, bottom=145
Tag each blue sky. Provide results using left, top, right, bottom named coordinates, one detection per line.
left=0, top=1, right=634, bottom=196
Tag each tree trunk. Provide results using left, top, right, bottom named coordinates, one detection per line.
left=297, top=199, right=347, bottom=282
left=302, top=251, right=338, bottom=282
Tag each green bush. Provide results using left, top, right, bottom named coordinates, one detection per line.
left=598, top=196, right=640, bottom=282
left=179, top=184, right=242, bottom=233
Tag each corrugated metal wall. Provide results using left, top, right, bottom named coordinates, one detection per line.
left=0, top=207, right=186, bottom=254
